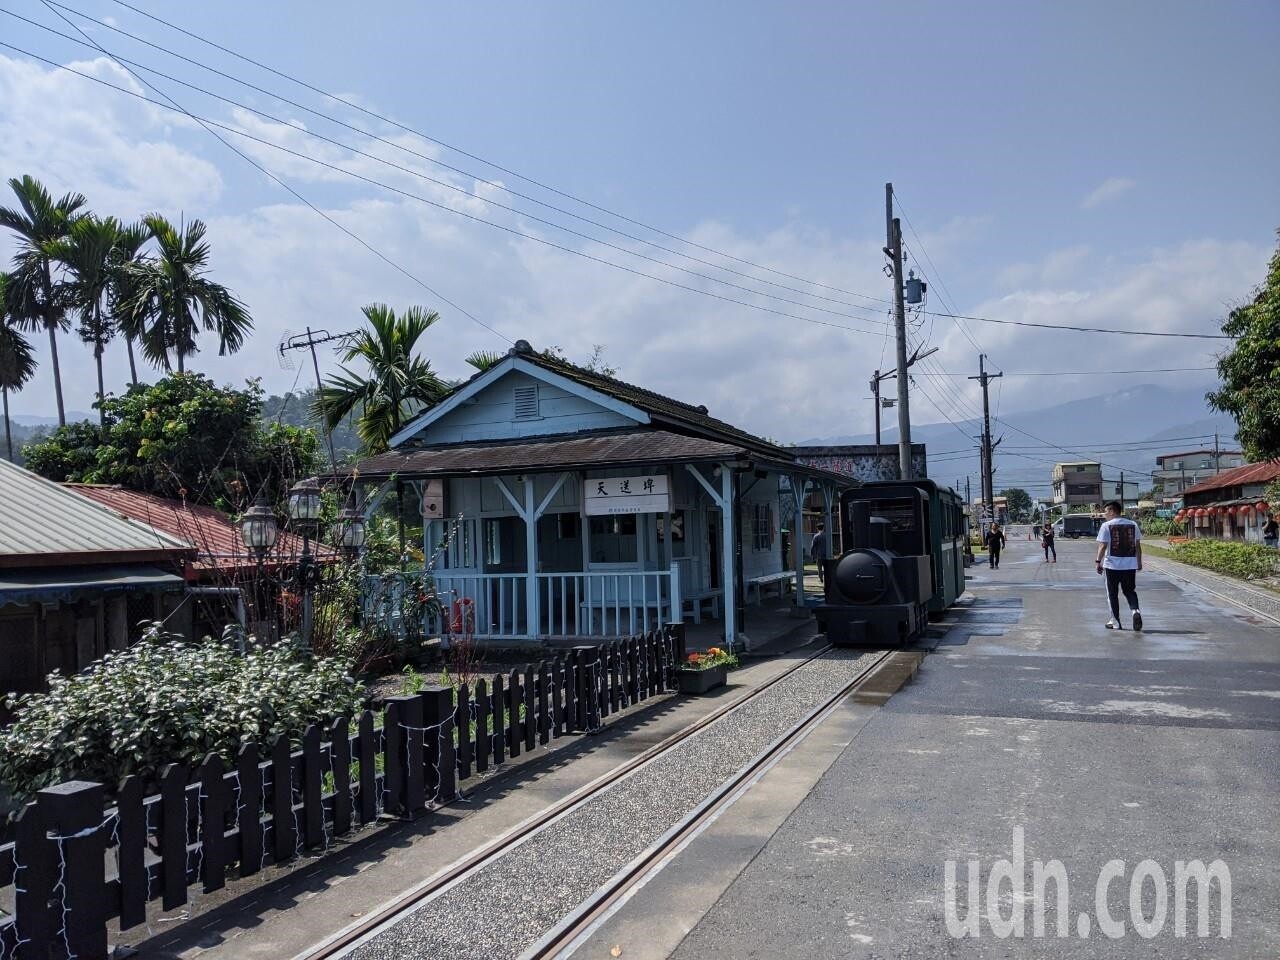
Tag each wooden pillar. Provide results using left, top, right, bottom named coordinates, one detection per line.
left=719, top=464, right=737, bottom=648
left=791, top=475, right=807, bottom=607
left=524, top=478, right=538, bottom=640
left=823, top=483, right=836, bottom=557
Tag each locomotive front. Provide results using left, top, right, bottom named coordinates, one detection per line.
left=816, top=487, right=935, bottom=646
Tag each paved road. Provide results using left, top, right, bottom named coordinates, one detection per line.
left=642, top=538, right=1279, bottom=958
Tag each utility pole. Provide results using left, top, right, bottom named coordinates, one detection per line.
left=885, top=183, right=912, bottom=480
left=969, top=354, right=1003, bottom=527
left=1214, top=432, right=1220, bottom=475
left=280, top=327, right=355, bottom=478
left=871, top=370, right=881, bottom=445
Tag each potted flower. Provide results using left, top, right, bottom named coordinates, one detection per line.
left=676, top=646, right=738, bottom=694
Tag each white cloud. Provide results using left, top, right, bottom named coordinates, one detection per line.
left=0, top=52, right=1267, bottom=451
left=1081, top=177, right=1136, bottom=209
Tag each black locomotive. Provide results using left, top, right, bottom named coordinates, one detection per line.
left=816, top=479, right=966, bottom=646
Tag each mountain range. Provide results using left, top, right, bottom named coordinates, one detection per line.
left=799, top=383, right=1240, bottom=499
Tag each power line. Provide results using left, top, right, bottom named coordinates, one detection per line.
left=83, top=0, right=895, bottom=308
left=907, top=366, right=1217, bottom=377
left=25, top=2, right=512, bottom=348
left=991, top=413, right=1159, bottom=479
left=1, top=39, right=895, bottom=340
left=928, top=311, right=1230, bottom=340
left=4, top=6, right=896, bottom=325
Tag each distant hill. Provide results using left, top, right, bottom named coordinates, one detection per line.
left=260, top=390, right=362, bottom=464
left=800, top=383, right=1240, bottom=496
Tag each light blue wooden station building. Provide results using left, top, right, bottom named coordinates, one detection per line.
left=355, top=341, right=851, bottom=648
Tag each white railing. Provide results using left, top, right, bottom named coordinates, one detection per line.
left=537, top=564, right=681, bottom=638
left=363, top=565, right=682, bottom=641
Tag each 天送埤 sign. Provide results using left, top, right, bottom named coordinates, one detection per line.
left=584, top=475, right=669, bottom=516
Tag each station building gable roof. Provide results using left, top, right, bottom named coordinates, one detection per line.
left=1181, top=461, right=1280, bottom=497
left=0, top=459, right=191, bottom=569
left=388, top=341, right=793, bottom=461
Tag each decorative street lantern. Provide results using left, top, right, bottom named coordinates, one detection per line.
left=240, top=495, right=279, bottom=556
left=288, top=477, right=323, bottom=522
left=334, top=502, right=368, bottom=554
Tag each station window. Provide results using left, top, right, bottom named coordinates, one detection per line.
left=589, top=515, right=638, bottom=564
left=752, top=503, right=774, bottom=551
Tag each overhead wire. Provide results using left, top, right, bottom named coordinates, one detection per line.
left=20, top=5, right=512, bottom=349
left=2, top=6, right=897, bottom=327
left=0, top=38, right=894, bottom=339
left=68, top=0, right=896, bottom=308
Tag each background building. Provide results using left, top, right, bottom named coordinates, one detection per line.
left=1051, top=462, right=1103, bottom=507
left=1180, top=462, right=1280, bottom=543
left=1153, top=448, right=1245, bottom=503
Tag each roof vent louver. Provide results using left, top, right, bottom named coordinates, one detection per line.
left=513, top=385, right=540, bottom=420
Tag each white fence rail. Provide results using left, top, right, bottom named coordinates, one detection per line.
left=364, top=565, right=682, bottom=641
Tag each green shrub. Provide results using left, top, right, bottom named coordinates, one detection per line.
left=0, top=634, right=365, bottom=804
left=1171, top=539, right=1278, bottom=581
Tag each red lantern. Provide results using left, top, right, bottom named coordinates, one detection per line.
left=1197, top=508, right=1209, bottom=518
left=1240, top=503, right=1254, bottom=514
left=1175, top=510, right=1186, bottom=522
left=1259, top=500, right=1271, bottom=514
left=1228, top=506, right=1237, bottom=516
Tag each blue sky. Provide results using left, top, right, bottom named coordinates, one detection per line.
left=1, top=0, right=1277, bottom=453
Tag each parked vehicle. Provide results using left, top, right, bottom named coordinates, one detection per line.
left=1055, top=514, right=1103, bottom=539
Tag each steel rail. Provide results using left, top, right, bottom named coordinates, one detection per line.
left=298, top=641, right=840, bottom=960
left=522, top=648, right=898, bottom=959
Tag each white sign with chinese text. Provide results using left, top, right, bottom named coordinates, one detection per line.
left=584, top=475, right=670, bottom=516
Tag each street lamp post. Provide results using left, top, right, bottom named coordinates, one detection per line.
left=239, top=494, right=279, bottom=644
left=288, top=478, right=324, bottom=655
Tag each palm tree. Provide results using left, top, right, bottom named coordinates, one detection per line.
left=313, top=304, right=448, bottom=454
left=50, top=215, right=120, bottom=430
left=109, top=219, right=151, bottom=387
left=0, top=274, right=38, bottom=461
left=126, top=214, right=252, bottom=373
left=0, top=175, right=86, bottom=426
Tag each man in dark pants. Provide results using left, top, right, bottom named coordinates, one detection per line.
left=985, top=522, right=1006, bottom=569
left=1095, top=500, right=1142, bottom=630
left=810, top=523, right=828, bottom=583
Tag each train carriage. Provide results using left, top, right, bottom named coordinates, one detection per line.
left=816, top=479, right=966, bottom=646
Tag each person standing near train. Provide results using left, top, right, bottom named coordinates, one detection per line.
left=985, top=521, right=1006, bottom=569
left=1096, top=500, right=1143, bottom=630
left=810, top=523, right=828, bottom=583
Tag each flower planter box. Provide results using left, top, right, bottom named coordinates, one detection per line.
left=676, top=663, right=727, bottom=694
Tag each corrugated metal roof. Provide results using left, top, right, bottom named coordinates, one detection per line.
left=0, top=459, right=191, bottom=566
left=67, top=485, right=335, bottom=573
left=357, top=429, right=744, bottom=479
left=1182, top=460, right=1280, bottom=497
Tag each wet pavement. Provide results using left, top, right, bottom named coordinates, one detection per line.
left=622, top=537, right=1280, bottom=958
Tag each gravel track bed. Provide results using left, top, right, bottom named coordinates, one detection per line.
left=347, top=649, right=880, bottom=960
left=1145, top=556, right=1280, bottom=621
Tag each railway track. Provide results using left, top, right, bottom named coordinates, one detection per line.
left=296, top=644, right=901, bottom=960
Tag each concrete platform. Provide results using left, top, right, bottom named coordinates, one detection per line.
left=584, top=537, right=1279, bottom=958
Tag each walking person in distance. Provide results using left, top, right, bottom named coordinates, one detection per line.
left=1041, top=518, right=1057, bottom=563
left=1264, top=513, right=1279, bottom=549
left=810, top=523, right=828, bottom=583
left=985, top=521, right=1006, bottom=569
left=1095, top=500, right=1143, bottom=630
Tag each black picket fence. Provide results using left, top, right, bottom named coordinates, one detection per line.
left=0, top=624, right=685, bottom=960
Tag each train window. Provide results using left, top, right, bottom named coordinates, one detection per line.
left=868, top=497, right=917, bottom=531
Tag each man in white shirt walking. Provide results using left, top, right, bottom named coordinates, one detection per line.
left=1095, top=500, right=1143, bottom=631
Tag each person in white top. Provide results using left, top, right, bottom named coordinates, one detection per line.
left=1095, top=500, right=1143, bottom=631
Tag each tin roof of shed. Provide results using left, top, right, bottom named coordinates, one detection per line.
left=0, top=458, right=192, bottom=569
left=1181, top=461, right=1280, bottom=496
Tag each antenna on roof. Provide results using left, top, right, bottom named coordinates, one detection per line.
left=279, top=328, right=358, bottom=478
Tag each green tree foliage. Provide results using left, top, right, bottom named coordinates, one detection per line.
left=0, top=633, right=364, bottom=802
left=0, top=175, right=86, bottom=426
left=0, top=272, right=38, bottom=462
left=314, top=303, right=448, bottom=454
left=998, top=487, right=1032, bottom=521
left=125, top=214, right=252, bottom=373
left=21, top=373, right=318, bottom=509
left=261, top=388, right=361, bottom=461
left=1208, top=237, right=1280, bottom=461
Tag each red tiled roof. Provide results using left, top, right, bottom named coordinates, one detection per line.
left=1180, top=461, right=1280, bottom=497
left=65, top=485, right=336, bottom=578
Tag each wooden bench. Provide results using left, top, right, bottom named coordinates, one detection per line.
left=682, top=588, right=723, bottom=624
left=746, top=570, right=795, bottom=604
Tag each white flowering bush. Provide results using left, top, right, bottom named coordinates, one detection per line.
left=0, top=630, right=365, bottom=804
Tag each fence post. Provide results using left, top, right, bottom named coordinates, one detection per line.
left=572, top=646, right=595, bottom=731
left=669, top=620, right=687, bottom=664
left=13, top=800, right=56, bottom=959
left=385, top=694, right=425, bottom=817
left=37, top=780, right=109, bottom=960
left=423, top=685, right=456, bottom=803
